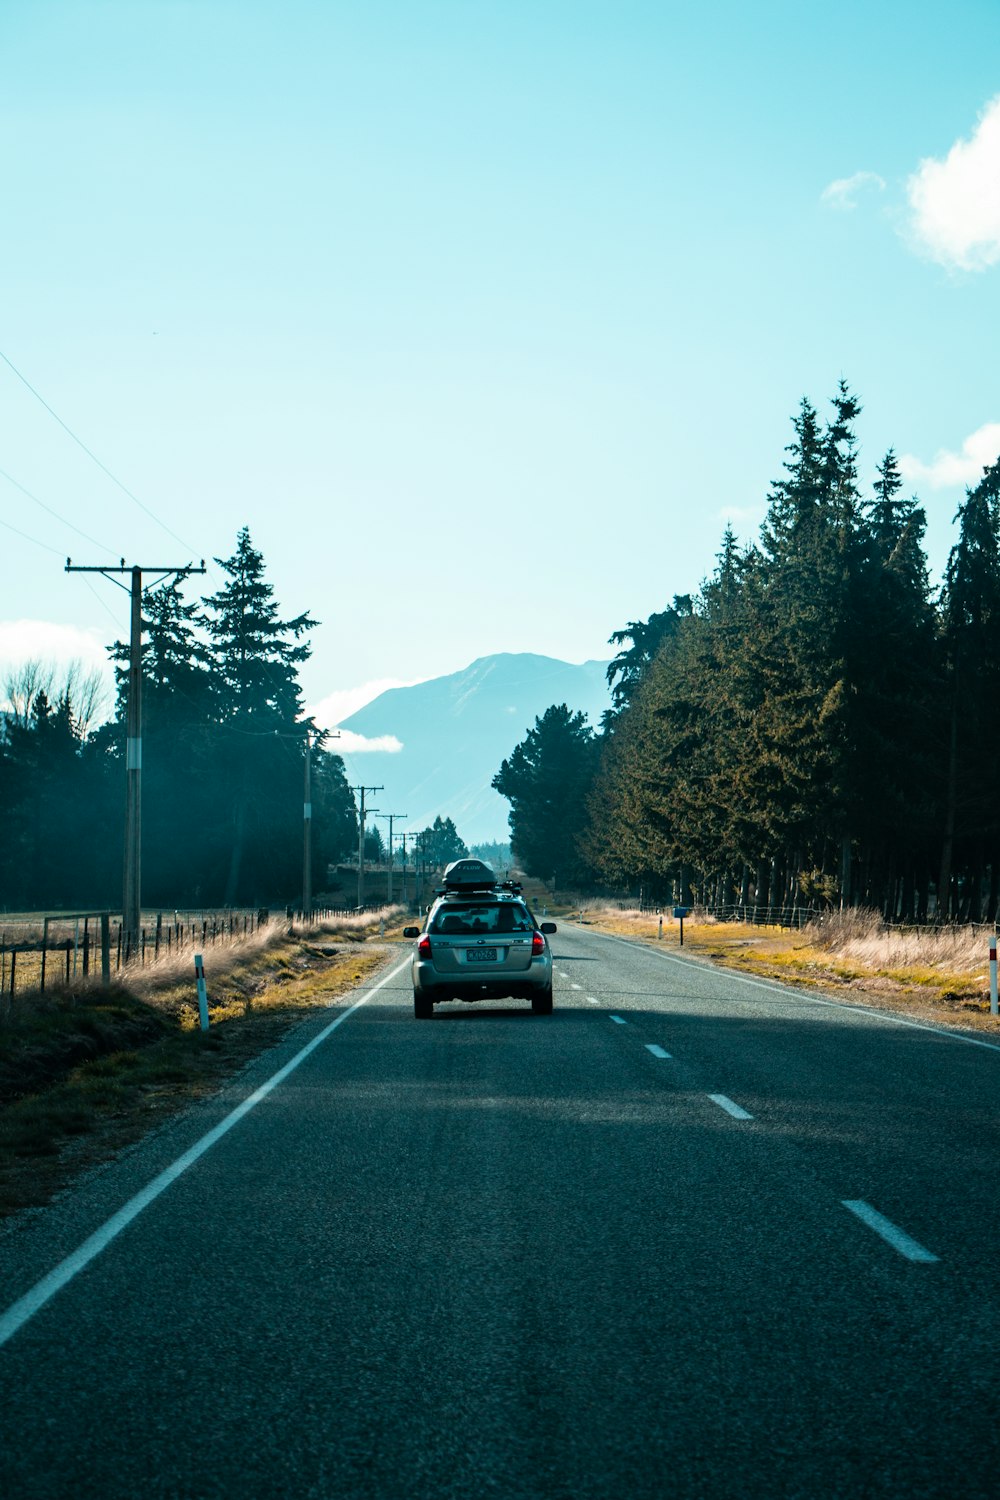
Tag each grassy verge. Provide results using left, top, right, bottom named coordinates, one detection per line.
left=572, top=904, right=997, bottom=1033
left=0, top=912, right=410, bottom=1222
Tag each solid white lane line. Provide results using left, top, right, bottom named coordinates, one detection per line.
left=571, top=983, right=582, bottom=991
left=592, top=928, right=1000, bottom=1055
left=708, top=1093, right=754, bottom=1120
left=610, top=1014, right=627, bottom=1025
left=841, top=1200, right=939, bottom=1263
left=0, top=957, right=412, bottom=1351
left=645, top=1044, right=671, bottom=1059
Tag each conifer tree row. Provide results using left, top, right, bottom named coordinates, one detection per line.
left=0, top=528, right=359, bottom=910
left=496, top=388, right=1000, bottom=920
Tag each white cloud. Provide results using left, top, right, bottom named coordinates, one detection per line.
left=333, top=730, right=404, bottom=754
left=821, top=171, right=886, bottom=210
left=0, top=619, right=111, bottom=676
left=898, top=422, right=1000, bottom=489
left=309, top=676, right=423, bottom=729
left=906, top=94, right=1000, bottom=270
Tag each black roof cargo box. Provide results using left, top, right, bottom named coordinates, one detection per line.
left=442, top=858, right=496, bottom=890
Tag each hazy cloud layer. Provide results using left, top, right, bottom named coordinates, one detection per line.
left=0, top=619, right=111, bottom=676
left=899, top=422, right=1000, bottom=488
left=907, top=95, right=1000, bottom=270
left=820, top=171, right=886, bottom=210
left=333, top=730, right=404, bottom=754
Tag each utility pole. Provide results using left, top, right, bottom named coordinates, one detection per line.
left=413, top=830, right=427, bottom=912
left=66, top=557, right=205, bottom=959
left=302, top=728, right=312, bottom=919
left=378, top=813, right=408, bottom=904
left=399, top=830, right=410, bottom=904
left=302, top=727, right=339, bottom=918
left=352, top=784, right=383, bottom=908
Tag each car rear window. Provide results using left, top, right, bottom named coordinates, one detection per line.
left=431, top=902, right=534, bottom=935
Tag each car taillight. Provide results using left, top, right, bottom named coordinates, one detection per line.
left=532, top=930, right=545, bottom=956
left=418, top=935, right=432, bottom=958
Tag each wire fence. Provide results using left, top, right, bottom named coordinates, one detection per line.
left=0, top=903, right=390, bottom=1000
left=626, top=901, right=1000, bottom=935
left=628, top=902, right=825, bottom=928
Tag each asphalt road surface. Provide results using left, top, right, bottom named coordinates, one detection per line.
left=2, top=924, right=999, bottom=1498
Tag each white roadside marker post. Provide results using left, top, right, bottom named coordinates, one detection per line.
left=194, top=953, right=209, bottom=1031
left=990, top=936, right=998, bottom=1018
left=658, top=915, right=663, bottom=941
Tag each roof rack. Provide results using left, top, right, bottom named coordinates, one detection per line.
left=433, top=882, right=495, bottom=897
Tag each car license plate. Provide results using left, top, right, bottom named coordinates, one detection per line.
left=466, top=947, right=497, bottom=963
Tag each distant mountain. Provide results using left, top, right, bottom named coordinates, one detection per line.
left=336, top=653, right=611, bottom=845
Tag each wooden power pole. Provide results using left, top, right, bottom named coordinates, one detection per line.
left=66, top=558, right=205, bottom=958
left=352, top=784, right=383, bottom=908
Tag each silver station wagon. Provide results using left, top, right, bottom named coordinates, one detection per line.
left=403, top=859, right=557, bottom=1019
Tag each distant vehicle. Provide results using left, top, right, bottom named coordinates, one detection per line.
left=403, top=860, right=557, bottom=1019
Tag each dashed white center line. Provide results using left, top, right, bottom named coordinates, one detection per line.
left=841, top=1200, right=939, bottom=1263
left=645, top=1044, right=671, bottom=1059
left=558, top=971, right=570, bottom=979
left=571, top=983, right=582, bottom=991
left=586, top=996, right=599, bottom=1004
left=707, top=1093, right=753, bottom=1120
left=610, top=1014, right=627, bottom=1025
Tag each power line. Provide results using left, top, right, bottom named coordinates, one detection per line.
left=0, top=513, right=65, bottom=556
left=0, top=465, right=112, bottom=553
left=0, top=345, right=323, bottom=763
left=0, top=345, right=195, bottom=552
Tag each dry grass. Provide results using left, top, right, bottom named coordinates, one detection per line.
left=0, top=909, right=409, bottom=1220
left=573, top=902, right=998, bottom=1032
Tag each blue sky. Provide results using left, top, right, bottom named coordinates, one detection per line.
left=2, top=0, right=999, bottom=741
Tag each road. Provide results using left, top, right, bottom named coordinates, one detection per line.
left=1, top=923, right=999, bottom=1498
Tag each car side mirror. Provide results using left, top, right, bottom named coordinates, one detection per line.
left=540, top=922, right=557, bottom=934
left=403, top=926, right=420, bottom=939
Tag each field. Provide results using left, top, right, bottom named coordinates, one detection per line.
left=572, top=903, right=998, bottom=1032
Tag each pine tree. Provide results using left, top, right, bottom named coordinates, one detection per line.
left=493, top=705, right=598, bottom=887
left=414, top=816, right=469, bottom=868
left=938, top=459, right=1000, bottom=918
left=203, top=528, right=318, bottom=904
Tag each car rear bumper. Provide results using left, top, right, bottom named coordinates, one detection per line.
left=412, top=955, right=552, bottom=1002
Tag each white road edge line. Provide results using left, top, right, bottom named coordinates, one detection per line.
left=841, top=1199, right=939, bottom=1263
left=708, top=1093, right=754, bottom=1120
left=610, top=1014, right=627, bottom=1025
left=0, top=956, right=412, bottom=1351
left=645, top=1044, right=671, bottom=1059
left=592, top=928, right=1000, bottom=1055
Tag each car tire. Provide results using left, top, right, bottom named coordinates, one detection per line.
left=414, top=988, right=434, bottom=1020
left=531, top=984, right=553, bottom=1016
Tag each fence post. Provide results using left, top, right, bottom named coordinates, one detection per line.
left=101, top=914, right=111, bottom=985
left=10, top=946, right=16, bottom=995
left=64, top=940, right=71, bottom=984
left=155, top=913, right=162, bottom=958
left=990, top=935, right=997, bottom=1018
left=194, top=953, right=209, bottom=1031
left=83, top=917, right=90, bottom=977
